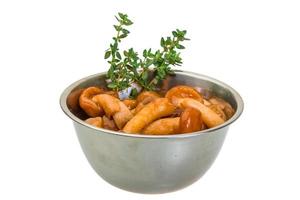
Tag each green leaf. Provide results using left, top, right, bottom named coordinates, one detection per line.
left=143, top=49, right=147, bottom=57
left=118, top=12, right=126, bottom=19
left=172, top=31, right=177, bottom=37
left=104, top=51, right=111, bottom=59
left=166, top=37, right=172, bottom=44
left=146, top=59, right=153, bottom=67
left=160, top=37, right=165, bottom=47
left=141, top=71, right=148, bottom=81
left=119, top=34, right=127, bottom=39
left=122, top=29, right=130, bottom=34
left=176, top=44, right=185, bottom=49
left=124, top=19, right=133, bottom=26
left=116, top=52, right=122, bottom=59
left=114, top=25, right=121, bottom=31
left=128, top=48, right=134, bottom=54
left=112, top=42, right=118, bottom=52
left=129, top=88, right=138, bottom=99
left=107, top=82, right=117, bottom=89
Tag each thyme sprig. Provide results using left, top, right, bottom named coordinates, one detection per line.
left=105, top=13, right=189, bottom=91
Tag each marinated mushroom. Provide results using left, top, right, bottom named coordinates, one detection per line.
left=77, top=85, right=234, bottom=135
left=79, top=87, right=104, bottom=117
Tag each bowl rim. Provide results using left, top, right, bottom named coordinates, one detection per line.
left=60, top=70, right=244, bottom=139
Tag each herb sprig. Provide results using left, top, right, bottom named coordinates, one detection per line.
left=105, top=13, right=189, bottom=91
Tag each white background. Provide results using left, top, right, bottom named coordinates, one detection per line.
left=0, top=0, right=299, bottom=199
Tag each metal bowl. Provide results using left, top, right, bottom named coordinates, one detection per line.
left=60, top=71, right=243, bottom=194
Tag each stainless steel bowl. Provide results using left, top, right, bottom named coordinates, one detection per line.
left=60, top=71, right=243, bottom=194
